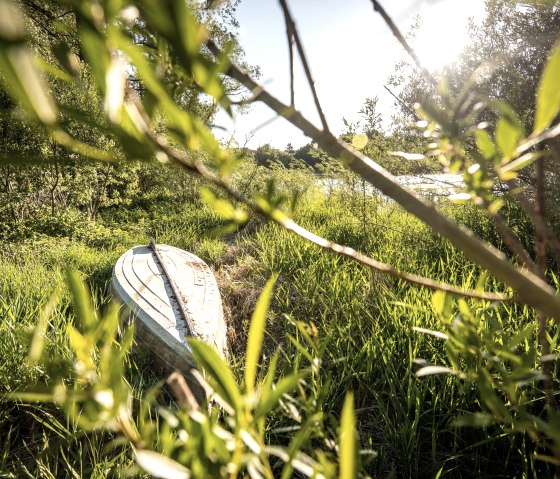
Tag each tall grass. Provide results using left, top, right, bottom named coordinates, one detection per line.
left=0, top=190, right=549, bottom=477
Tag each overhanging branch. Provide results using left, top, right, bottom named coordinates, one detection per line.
left=207, top=40, right=560, bottom=320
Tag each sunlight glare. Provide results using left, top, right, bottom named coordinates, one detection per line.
left=412, top=5, right=472, bottom=72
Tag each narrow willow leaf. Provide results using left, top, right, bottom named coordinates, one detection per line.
left=134, top=449, right=190, bottom=479
left=0, top=47, right=58, bottom=125
left=499, top=152, right=542, bottom=174
left=474, top=129, right=496, bottom=160
left=477, top=371, right=509, bottom=418
left=105, top=56, right=126, bottom=122
left=0, top=1, right=57, bottom=124
left=0, top=0, right=25, bottom=42
left=488, top=198, right=504, bottom=215
left=447, top=193, right=471, bottom=202
left=5, top=391, right=58, bottom=402
left=256, top=371, right=308, bottom=418
left=431, top=291, right=454, bottom=320
left=245, top=274, right=278, bottom=394
left=495, top=117, right=521, bottom=158
left=339, top=392, right=356, bottom=479
left=453, top=412, right=496, bottom=428
left=200, top=187, right=236, bottom=220
left=534, top=41, right=560, bottom=133
left=77, top=25, right=111, bottom=94
left=52, top=129, right=116, bottom=162
left=416, top=365, right=457, bottom=377
left=29, top=289, right=60, bottom=366
left=188, top=339, right=242, bottom=413
left=413, top=327, right=448, bottom=340
left=66, top=324, right=95, bottom=373
left=67, top=270, right=97, bottom=330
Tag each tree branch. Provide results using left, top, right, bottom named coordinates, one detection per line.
left=369, top=1, right=439, bottom=89
left=139, top=115, right=508, bottom=302
left=206, top=40, right=560, bottom=320
left=278, top=0, right=329, bottom=131
left=383, top=84, right=421, bottom=122
left=282, top=4, right=295, bottom=107
left=506, top=179, right=560, bottom=265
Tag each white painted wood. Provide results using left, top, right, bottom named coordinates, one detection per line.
left=112, top=244, right=227, bottom=379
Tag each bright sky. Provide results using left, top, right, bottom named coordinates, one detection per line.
left=213, top=0, right=486, bottom=149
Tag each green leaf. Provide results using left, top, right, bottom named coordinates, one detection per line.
left=5, top=390, right=59, bottom=403
left=199, top=187, right=247, bottom=223
left=245, top=274, right=278, bottom=394
left=339, top=392, right=356, bottom=479
left=0, top=0, right=25, bottom=42
left=416, top=365, right=457, bottom=377
left=67, top=270, right=97, bottom=330
left=134, top=449, right=190, bottom=479
left=495, top=117, right=521, bottom=158
left=431, top=291, right=453, bottom=320
left=0, top=45, right=58, bottom=125
left=487, top=198, right=504, bottom=215
left=452, top=412, right=496, bottom=428
left=187, top=339, right=242, bottom=413
left=499, top=151, right=543, bottom=174
left=255, top=371, right=308, bottom=418
left=534, top=41, right=560, bottom=133
left=0, top=0, right=56, bottom=125
left=67, top=324, right=95, bottom=374
left=28, top=290, right=60, bottom=366
left=474, top=129, right=496, bottom=160
left=76, top=24, right=111, bottom=95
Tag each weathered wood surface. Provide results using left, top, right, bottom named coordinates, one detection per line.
left=112, top=244, right=227, bottom=395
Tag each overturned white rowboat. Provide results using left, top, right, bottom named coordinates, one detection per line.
left=111, top=241, right=227, bottom=396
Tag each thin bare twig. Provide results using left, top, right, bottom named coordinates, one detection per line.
left=370, top=1, right=439, bottom=89
left=506, top=179, right=560, bottom=265
left=384, top=85, right=420, bottom=121
left=206, top=40, right=560, bottom=320
left=482, top=200, right=537, bottom=273
left=138, top=117, right=508, bottom=302
left=278, top=0, right=329, bottom=131
left=516, top=122, right=560, bottom=157
left=535, top=157, right=556, bottom=409
left=282, top=5, right=295, bottom=107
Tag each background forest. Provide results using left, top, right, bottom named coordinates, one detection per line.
left=1, top=0, right=560, bottom=478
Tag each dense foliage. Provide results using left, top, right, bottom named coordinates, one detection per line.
left=1, top=0, right=560, bottom=478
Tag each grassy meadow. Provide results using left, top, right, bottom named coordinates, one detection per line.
left=0, top=162, right=551, bottom=478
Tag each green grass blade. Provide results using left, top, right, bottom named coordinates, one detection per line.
left=245, top=274, right=278, bottom=395
left=339, top=392, right=356, bottom=479
left=188, top=339, right=242, bottom=413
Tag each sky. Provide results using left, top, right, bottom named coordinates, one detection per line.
left=213, top=0, right=486, bottom=149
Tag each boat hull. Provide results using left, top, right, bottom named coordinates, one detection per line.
left=111, top=244, right=227, bottom=397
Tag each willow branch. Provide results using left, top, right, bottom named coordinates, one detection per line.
left=482, top=199, right=537, bottom=273
left=516, top=122, right=560, bottom=156
left=383, top=85, right=420, bottom=121
left=507, top=179, right=560, bottom=265
left=278, top=0, right=329, bottom=131
left=535, top=157, right=556, bottom=408
left=370, top=1, right=439, bottom=89
left=142, top=124, right=507, bottom=302
left=206, top=40, right=560, bottom=320
left=370, top=1, right=542, bottom=274
left=282, top=4, right=295, bottom=107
